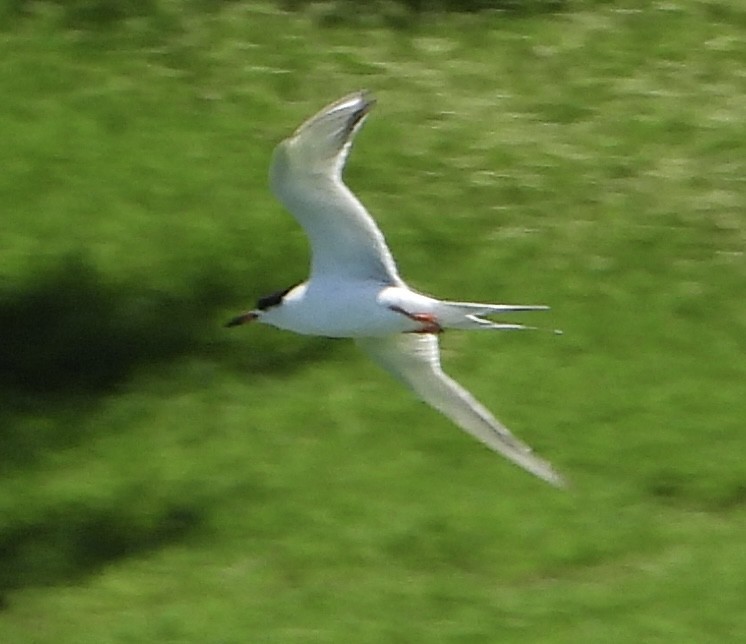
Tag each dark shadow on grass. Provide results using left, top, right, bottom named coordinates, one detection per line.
left=0, top=493, right=205, bottom=597
left=647, top=472, right=746, bottom=514
left=0, top=256, right=325, bottom=598
left=0, top=257, right=213, bottom=397
left=0, top=255, right=342, bottom=468
left=0, top=472, right=272, bottom=597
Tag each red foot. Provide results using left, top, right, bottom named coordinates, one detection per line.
left=389, top=306, right=444, bottom=334
left=409, top=313, right=443, bottom=334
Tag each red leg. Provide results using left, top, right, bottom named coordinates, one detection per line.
left=389, top=305, right=443, bottom=334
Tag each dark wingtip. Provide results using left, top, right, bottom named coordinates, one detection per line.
left=345, top=91, right=376, bottom=137
left=359, top=89, right=376, bottom=110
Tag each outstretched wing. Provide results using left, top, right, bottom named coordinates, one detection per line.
left=356, top=334, right=565, bottom=488
left=269, top=91, right=401, bottom=285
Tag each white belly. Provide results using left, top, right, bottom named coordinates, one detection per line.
left=265, top=281, right=437, bottom=338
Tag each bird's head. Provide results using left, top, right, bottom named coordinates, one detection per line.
left=224, top=282, right=302, bottom=328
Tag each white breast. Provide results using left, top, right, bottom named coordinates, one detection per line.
left=261, top=282, right=434, bottom=338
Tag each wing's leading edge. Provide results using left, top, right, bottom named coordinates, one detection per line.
left=356, top=334, right=565, bottom=488
left=269, top=91, right=401, bottom=284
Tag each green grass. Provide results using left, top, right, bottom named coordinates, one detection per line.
left=1, top=1, right=745, bottom=641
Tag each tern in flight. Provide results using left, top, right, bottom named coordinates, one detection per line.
left=227, top=91, right=564, bottom=488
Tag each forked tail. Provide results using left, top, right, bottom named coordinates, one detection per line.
left=436, top=301, right=550, bottom=331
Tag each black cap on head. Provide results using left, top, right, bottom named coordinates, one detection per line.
left=256, top=282, right=301, bottom=311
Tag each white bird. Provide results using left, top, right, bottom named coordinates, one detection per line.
left=227, top=91, right=565, bottom=488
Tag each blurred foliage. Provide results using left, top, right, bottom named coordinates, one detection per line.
left=0, top=0, right=745, bottom=640
left=2, top=0, right=580, bottom=28
left=1, top=0, right=240, bottom=26
left=285, top=0, right=569, bottom=27
left=4, top=0, right=745, bottom=29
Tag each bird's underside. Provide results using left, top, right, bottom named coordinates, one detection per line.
left=227, top=90, right=565, bottom=488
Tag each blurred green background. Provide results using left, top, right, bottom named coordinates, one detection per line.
left=1, top=1, right=745, bottom=641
